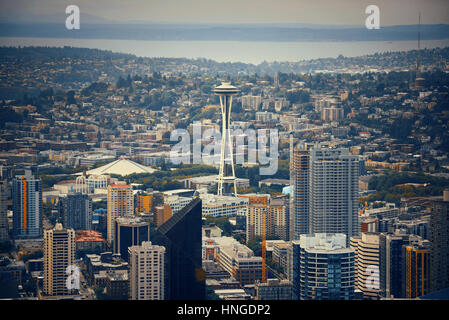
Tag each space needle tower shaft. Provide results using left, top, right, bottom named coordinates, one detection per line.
left=213, top=82, right=239, bottom=196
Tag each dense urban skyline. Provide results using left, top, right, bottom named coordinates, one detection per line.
left=0, top=0, right=448, bottom=308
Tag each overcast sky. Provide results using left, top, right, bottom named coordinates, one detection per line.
left=1, top=0, right=448, bottom=25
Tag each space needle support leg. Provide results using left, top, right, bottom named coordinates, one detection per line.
left=218, top=95, right=225, bottom=196
left=227, top=96, right=237, bottom=196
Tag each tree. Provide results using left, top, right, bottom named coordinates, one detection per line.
left=0, top=107, right=23, bottom=128
left=247, top=236, right=262, bottom=257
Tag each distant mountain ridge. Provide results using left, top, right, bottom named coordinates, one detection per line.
left=0, top=22, right=448, bottom=42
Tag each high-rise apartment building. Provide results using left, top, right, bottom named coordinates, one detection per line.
left=151, top=198, right=205, bottom=299
left=107, top=182, right=133, bottom=247
left=290, top=233, right=355, bottom=300
left=350, top=233, right=380, bottom=299
left=246, top=203, right=288, bottom=243
left=60, top=192, right=92, bottom=230
left=114, top=216, right=150, bottom=262
left=321, top=106, right=344, bottom=122
left=290, top=146, right=309, bottom=240
left=271, top=195, right=290, bottom=241
left=12, top=171, right=42, bottom=239
left=309, top=147, right=359, bottom=242
left=429, top=190, right=449, bottom=293
left=43, top=223, right=76, bottom=296
left=402, top=239, right=430, bottom=298
left=0, top=181, right=9, bottom=243
left=128, top=241, right=165, bottom=300
left=379, top=232, right=409, bottom=299
left=241, top=95, right=262, bottom=111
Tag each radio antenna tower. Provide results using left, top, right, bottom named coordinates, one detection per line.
left=417, top=12, right=421, bottom=74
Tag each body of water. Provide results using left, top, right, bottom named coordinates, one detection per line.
left=1, top=37, right=449, bottom=64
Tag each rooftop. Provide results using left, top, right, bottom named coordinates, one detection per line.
left=79, top=158, right=157, bottom=176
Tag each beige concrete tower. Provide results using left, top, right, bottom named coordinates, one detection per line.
left=107, top=182, right=133, bottom=247
left=128, top=241, right=165, bottom=300
left=43, top=223, right=76, bottom=296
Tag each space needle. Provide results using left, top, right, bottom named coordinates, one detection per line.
left=213, top=82, right=239, bottom=196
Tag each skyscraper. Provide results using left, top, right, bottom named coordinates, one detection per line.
left=402, top=239, right=430, bottom=298
left=271, top=195, right=290, bottom=241
left=290, top=144, right=310, bottom=240
left=290, top=233, right=355, bottom=300
left=60, top=192, right=92, bottom=230
left=214, top=82, right=239, bottom=196
left=350, top=233, right=380, bottom=299
left=114, top=216, right=150, bottom=262
left=12, top=171, right=42, bottom=239
left=107, top=182, right=133, bottom=247
left=151, top=198, right=205, bottom=300
left=0, top=180, right=9, bottom=243
left=429, top=190, right=449, bottom=293
left=43, top=223, right=76, bottom=296
left=379, top=232, right=409, bottom=299
left=128, top=241, right=165, bottom=300
left=309, top=147, right=359, bottom=242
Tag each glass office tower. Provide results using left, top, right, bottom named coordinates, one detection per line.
left=151, top=198, right=205, bottom=300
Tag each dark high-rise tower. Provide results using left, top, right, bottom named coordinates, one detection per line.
left=402, top=239, right=430, bottom=298
left=379, top=232, right=410, bottom=299
left=429, top=190, right=449, bottom=293
left=151, top=198, right=205, bottom=300
left=0, top=180, right=8, bottom=243
left=60, top=192, right=92, bottom=230
left=114, top=216, right=150, bottom=262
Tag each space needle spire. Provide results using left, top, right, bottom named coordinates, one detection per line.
left=213, top=82, right=239, bottom=196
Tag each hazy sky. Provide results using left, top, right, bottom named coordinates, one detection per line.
left=1, top=0, right=448, bottom=25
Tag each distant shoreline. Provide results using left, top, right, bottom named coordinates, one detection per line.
left=1, top=23, right=449, bottom=42
left=1, top=37, right=449, bottom=64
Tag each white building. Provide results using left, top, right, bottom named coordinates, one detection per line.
left=200, top=193, right=249, bottom=217
left=128, top=241, right=165, bottom=300
left=241, top=95, right=262, bottom=111
left=289, top=233, right=355, bottom=300
left=164, top=195, right=193, bottom=214
left=309, top=147, right=359, bottom=242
